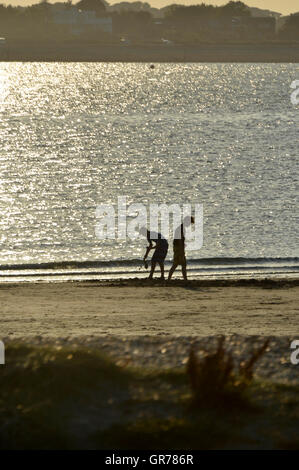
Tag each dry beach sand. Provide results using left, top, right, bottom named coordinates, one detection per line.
left=1, top=278, right=298, bottom=338
left=1, top=278, right=298, bottom=383
left=1, top=278, right=299, bottom=449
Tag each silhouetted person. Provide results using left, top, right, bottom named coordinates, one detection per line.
left=168, top=216, right=195, bottom=281
left=140, top=227, right=168, bottom=280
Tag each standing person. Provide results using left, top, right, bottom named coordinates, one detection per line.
left=140, top=227, right=168, bottom=280
left=168, top=216, right=194, bottom=281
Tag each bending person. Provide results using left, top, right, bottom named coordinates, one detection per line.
left=140, top=227, right=168, bottom=280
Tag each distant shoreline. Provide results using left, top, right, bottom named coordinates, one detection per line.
left=1, top=43, right=299, bottom=62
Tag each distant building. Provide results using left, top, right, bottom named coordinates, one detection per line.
left=52, top=6, right=112, bottom=35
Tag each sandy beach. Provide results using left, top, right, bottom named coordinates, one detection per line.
left=1, top=278, right=299, bottom=449
left=1, top=278, right=298, bottom=338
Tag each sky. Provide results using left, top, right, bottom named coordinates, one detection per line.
left=2, top=1, right=299, bottom=16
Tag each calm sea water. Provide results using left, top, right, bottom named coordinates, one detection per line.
left=0, top=62, right=298, bottom=280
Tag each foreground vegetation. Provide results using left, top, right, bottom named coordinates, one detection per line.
left=0, top=341, right=298, bottom=449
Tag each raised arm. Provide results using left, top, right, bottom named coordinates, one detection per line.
left=144, top=241, right=155, bottom=261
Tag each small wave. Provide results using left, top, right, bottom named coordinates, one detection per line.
left=0, top=257, right=298, bottom=272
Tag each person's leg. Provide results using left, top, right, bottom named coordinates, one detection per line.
left=168, top=262, right=178, bottom=280
left=181, top=261, right=187, bottom=281
left=149, top=260, right=157, bottom=279
left=159, top=262, right=165, bottom=280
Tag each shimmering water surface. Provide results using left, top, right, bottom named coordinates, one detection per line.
left=0, top=63, right=298, bottom=279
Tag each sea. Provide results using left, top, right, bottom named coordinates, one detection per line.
left=0, top=62, right=298, bottom=281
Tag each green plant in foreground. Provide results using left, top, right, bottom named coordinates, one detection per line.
left=1, top=341, right=298, bottom=449
left=187, top=336, right=269, bottom=407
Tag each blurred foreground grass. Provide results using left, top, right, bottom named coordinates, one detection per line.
left=0, top=342, right=298, bottom=449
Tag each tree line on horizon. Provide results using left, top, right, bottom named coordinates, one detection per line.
left=0, top=0, right=298, bottom=43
